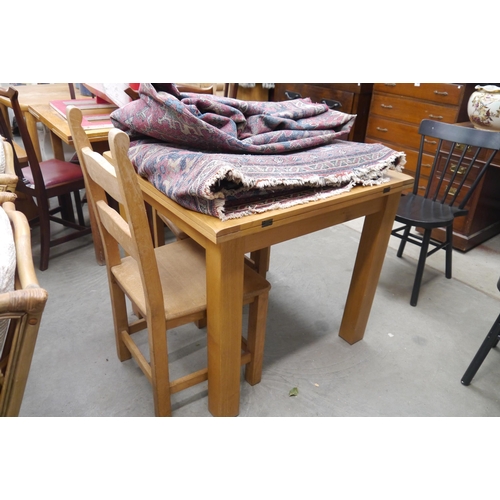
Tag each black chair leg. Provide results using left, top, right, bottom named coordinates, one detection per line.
left=461, top=314, right=500, bottom=386
left=445, top=225, right=453, bottom=279
left=410, top=228, right=432, bottom=307
left=397, top=225, right=411, bottom=258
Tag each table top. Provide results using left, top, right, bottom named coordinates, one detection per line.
left=0, top=83, right=83, bottom=111
left=29, top=103, right=113, bottom=145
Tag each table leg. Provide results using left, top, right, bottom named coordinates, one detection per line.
left=47, top=128, right=65, bottom=161
left=339, top=190, right=401, bottom=345
left=206, top=238, right=245, bottom=417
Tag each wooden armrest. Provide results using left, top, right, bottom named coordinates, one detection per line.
left=3, top=201, right=39, bottom=289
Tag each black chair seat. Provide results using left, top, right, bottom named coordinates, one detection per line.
left=396, top=193, right=466, bottom=228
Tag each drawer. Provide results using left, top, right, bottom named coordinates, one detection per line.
left=273, top=84, right=354, bottom=112
left=401, top=148, right=434, bottom=178
left=366, top=116, right=426, bottom=152
left=370, top=93, right=460, bottom=125
left=373, top=83, right=467, bottom=106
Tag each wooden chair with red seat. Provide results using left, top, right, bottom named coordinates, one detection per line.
left=0, top=86, right=91, bottom=271
left=80, top=127, right=271, bottom=416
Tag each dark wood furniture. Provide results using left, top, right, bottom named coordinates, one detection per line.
left=366, top=83, right=500, bottom=251
left=272, top=83, right=373, bottom=142
left=0, top=86, right=91, bottom=271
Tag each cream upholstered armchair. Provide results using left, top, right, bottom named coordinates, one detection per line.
left=0, top=190, right=48, bottom=416
left=0, top=135, right=17, bottom=193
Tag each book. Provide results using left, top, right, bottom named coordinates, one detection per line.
left=81, top=83, right=132, bottom=108
left=49, top=98, right=117, bottom=130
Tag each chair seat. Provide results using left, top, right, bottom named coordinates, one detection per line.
left=395, top=193, right=467, bottom=228
left=21, top=158, right=84, bottom=189
left=112, top=237, right=271, bottom=324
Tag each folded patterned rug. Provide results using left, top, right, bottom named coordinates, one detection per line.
left=111, top=84, right=406, bottom=220
left=111, top=83, right=357, bottom=155
left=128, top=138, right=406, bottom=220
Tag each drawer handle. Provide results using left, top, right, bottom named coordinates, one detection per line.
left=383, top=83, right=397, bottom=87
left=284, top=90, right=302, bottom=100
left=424, top=139, right=437, bottom=145
left=434, top=90, right=449, bottom=96
left=321, top=98, right=342, bottom=110
left=376, top=127, right=388, bottom=132
left=449, top=187, right=457, bottom=196
left=380, top=104, right=393, bottom=109
left=456, top=143, right=471, bottom=152
left=450, top=163, right=467, bottom=175
left=428, top=114, right=444, bottom=120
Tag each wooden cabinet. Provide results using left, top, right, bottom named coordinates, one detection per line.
left=272, top=83, right=373, bottom=142
left=366, top=83, right=500, bottom=251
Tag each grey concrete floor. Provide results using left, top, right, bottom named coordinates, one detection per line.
left=17, top=208, right=500, bottom=417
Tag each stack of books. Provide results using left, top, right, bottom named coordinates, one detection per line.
left=50, top=98, right=118, bottom=130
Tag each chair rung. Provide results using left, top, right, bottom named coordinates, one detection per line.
left=170, top=368, right=208, bottom=394
left=120, top=330, right=152, bottom=382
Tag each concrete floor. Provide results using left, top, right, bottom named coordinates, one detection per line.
left=17, top=207, right=500, bottom=417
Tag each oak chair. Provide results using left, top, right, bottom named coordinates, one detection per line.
left=0, top=192, right=48, bottom=417
left=0, top=86, right=92, bottom=271
left=80, top=127, right=271, bottom=416
left=391, top=120, right=500, bottom=306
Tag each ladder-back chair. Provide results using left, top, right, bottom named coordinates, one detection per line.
left=0, top=86, right=91, bottom=271
left=80, top=127, right=271, bottom=416
left=391, top=120, right=500, bottom=306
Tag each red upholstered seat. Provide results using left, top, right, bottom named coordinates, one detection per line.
left=22, top=158, right=84, bottom=188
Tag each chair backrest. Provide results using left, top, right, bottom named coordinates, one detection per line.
left=414, top=119, right=500, bottom=209
left=80, top=129, right=165, bottom=322
left=0, top=195, right=48, bottom=416
left=0, top=87, right=47, bottom=200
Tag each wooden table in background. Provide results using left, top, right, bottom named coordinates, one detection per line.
left=137, top=169, right=413, bottom=416
left=28, top=103, right=111, bottom=159
left=0, top=83, right=85, bottom=161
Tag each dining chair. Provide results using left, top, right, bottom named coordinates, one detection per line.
left=0, top=86, right=92, bottom=271
left=79, top=127, right=271, bottom=416
left=0, top=192, right=48, bottom=416
left=391, top=119, right=500, bottom=306
left=461, top=276, right=500, bottom=386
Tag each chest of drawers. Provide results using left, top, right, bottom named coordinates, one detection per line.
left=272, top=83, right=373, bottom=142
left=366, top=83, right=500, bottom=251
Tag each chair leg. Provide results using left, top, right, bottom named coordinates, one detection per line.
left=461, top=314, right=500, bottom=386
left=445, top=225, right=453, bottom=279
left=38, top=201, right=52, bottom=272
left=396, top=225, right=411, bottom=258
left=74, top=189, right=85, bottom=227
left=244, top=292, right=270, bottom=386
left=410, top=228, right=432, bottom=307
